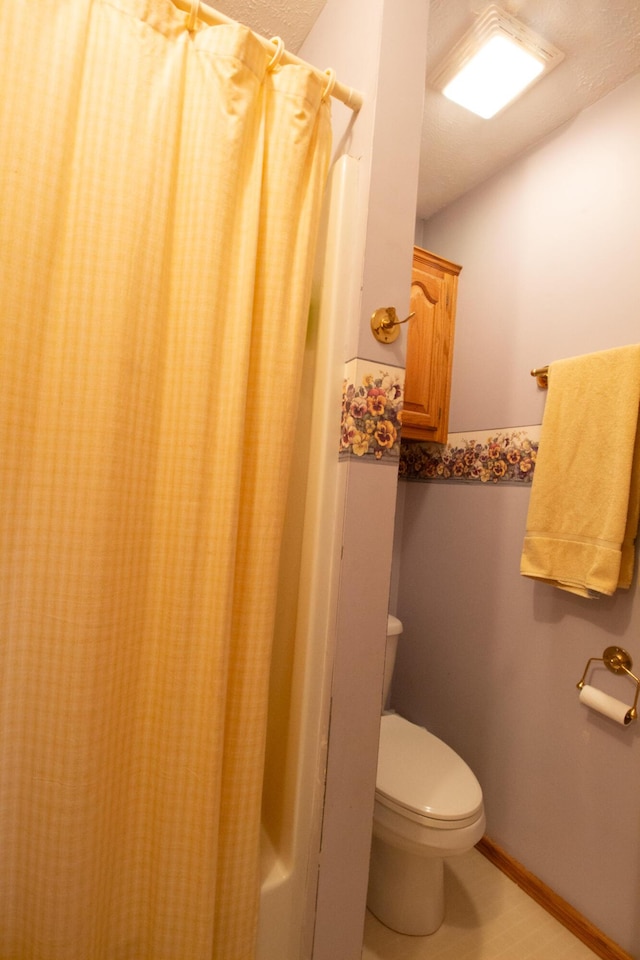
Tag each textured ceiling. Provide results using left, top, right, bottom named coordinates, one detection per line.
left=211, top=0, right=640, bottom=221
left=211, top=0, right=328, bottom=53
left=420, top=0, right=640, bottom=219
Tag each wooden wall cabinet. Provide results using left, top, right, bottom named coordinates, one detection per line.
left=401, top=246, right=461, bottom=444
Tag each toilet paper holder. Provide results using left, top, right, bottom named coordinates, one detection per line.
left=576, top=646, right=640, bottom=723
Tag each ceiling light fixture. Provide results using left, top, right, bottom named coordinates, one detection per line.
left=429, top=4, right=564, bottom=119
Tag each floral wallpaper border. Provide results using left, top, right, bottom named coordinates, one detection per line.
left=338, top=360, right=541, bottom=484
left=340, top=360, right=404, bottom=463
left=399, top=426, right=541, bottom=485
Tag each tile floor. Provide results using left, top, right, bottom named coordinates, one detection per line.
left=362, top=848, right=601, bottom=960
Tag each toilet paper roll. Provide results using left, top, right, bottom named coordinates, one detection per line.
left=579, top=684, right=633, bottom=726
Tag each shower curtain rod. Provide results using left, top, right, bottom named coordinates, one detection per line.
left=172, top=0, right=364, bottom=112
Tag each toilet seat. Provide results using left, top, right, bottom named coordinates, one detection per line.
left=376, top=714, right=483, bottom=826
left=375, top=791, right=482, bottom=831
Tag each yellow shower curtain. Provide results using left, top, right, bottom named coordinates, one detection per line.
left=0, top=1, right=331, bottom=957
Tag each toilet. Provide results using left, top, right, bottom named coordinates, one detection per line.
left=367, top=615, right=486, bottom=936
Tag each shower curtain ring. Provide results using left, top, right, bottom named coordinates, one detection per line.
left=186, top=0, right=200, bottom=31
left=268, top=37, right=285, bottom=71
left=321, top=68, right=337, bottom=101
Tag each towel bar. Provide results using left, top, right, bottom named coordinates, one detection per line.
left=530, top=365, right=548, bottom=388
left=576, top=646, right=640, bottom=722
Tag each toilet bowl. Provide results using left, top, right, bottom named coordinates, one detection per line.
left=367, top=616, right=485, bottom=936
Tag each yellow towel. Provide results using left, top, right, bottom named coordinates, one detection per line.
left=521, top=345, right=640, bottom=597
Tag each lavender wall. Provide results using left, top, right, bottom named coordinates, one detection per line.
left=393, top=71, right=640, bottom=956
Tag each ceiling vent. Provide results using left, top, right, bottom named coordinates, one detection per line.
left=429, top=4, right=564, bottom=119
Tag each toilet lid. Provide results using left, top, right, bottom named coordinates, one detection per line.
left=376, top=714, right=483, bottom=822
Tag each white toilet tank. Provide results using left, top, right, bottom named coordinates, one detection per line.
left=383, top=615, right=403, bottom=710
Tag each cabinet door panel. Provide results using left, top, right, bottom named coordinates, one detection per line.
left=401, top=247, right=460, bottom=444
left=402, top=275, right=444, bottom=435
